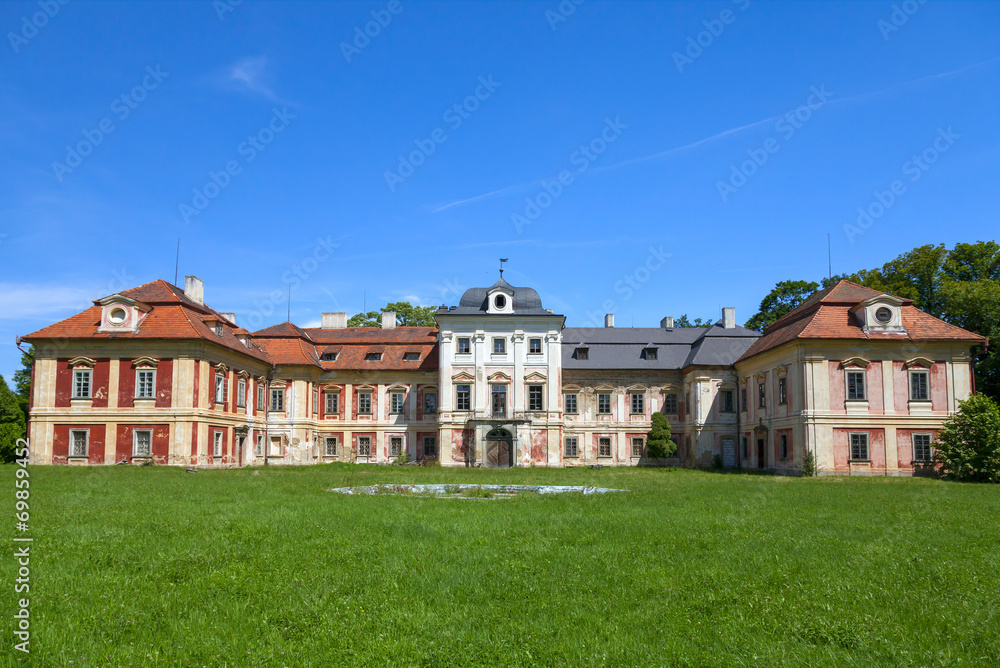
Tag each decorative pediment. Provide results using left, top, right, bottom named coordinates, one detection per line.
left=131, top=356, right=159, bottom=368
left=270, top=380, right=287, bottom=388
left=524, top=371, right=547, bottom=383
left=214, top=362, right=229, bottom=373
left=753, top=372, right=767, bottom=382
left=660, top=383, right=680, bottom=392
left=904, top=357, right=934, bottom=369
left=354, top=384, right=375, bottom=391
left=237, top=369, right=250, bottom=379
left=386, top=383, right=409, bottom=392
left=68, top=356, right=96, bottom=368
left=840, top=357, right=870, bottom=369
left=321, top=384, right=342, bottom=393
left=738, top=378, right=747, bottom=388
left=488, top=371, right=511, bottom=383
left=774, top=366, right=788, bottom=377
left=626, top=384, right=646, bottom=393
left=594, top=384, right=615, bottom=392
left=563, top=384, right=582, bottom=392
left=451, top=371, right=475, bottom=382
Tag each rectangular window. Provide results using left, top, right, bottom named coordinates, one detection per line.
left=663, top=393, right=678, bottom=414
left=213, top=431, right=223, bottom=458
left=390, top=437, right=403, bottom=457
left=778, top=377, right=787, bottom=405
left=70, top=429, right=88, bottom=457
left=312, top=388, right=318, bottom=413
left=390, top=391, right=405, bottom=414
left=598, top=437, right=612, bottom=458
left=850, top=433, right=869, bottom=461
left=321, top=352, right=337, bottom=361
left=565, top=437, right=578, bottom=457
left=270, top=388, right=284, bottom=412
left=257, top=385, right=265, bottom=411
left=493, top=337, right=506, bottom=355
left=134, top=429, right=152, bottom=457
left=403, top=352, right=420, bottom=361
left=528, top=338, right=542, bottom=354
left=456, top=384, right=471, bottom=411
left=325, top=392, right=339, bottom=415
left=758, top=382, right=766, bottom=409
left=528, top=385, right=544, bottom=411
left=632, top=437, right=644, bottom=458
left=564, top=393, right=578, bottom=414
left=236, top=378, right=246, bottom=407
left=255, top=434, right=263, bottom=456
left=910, top=370, right=929, bottom=401
left=630, top=393, right=644, bottom=414
left=215, top=374, right=226, bottom=404
left=741, top=436, right=748, bottom=459
left=325, top=436, right=338, bottom=457
left=358, top=392, right=372, bottom=414
left=598, top=393, right=611, bottom=414
left=457, top=337, right=471, bottom=354
left=424, top=391, right=437, bottom=414
left=643, top=347, right=658, bottom=360
left=780, top=434, right=788, bottom=460
left=358, top=436, right=371, bottom=457
left=721, top=390, right=734, bottom=413
left=365, top=352, right=382, bottom=361
left=73, top=369, right=91, bottom=399
left=575, top=348, right=589, bottom=360
left=847, top=370, right=866, bottom=401
left=423, top=437, right=437, bottom=458
left=740, top=387, right=747, bottom=412
left=913, top=433, right=932, bottom=462
left=136, top=369, right=155, bottom=399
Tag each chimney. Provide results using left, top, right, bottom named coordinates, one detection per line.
left=381, top=311, right=396, bottom=329
left=722, top=307, right=735, bottom=329
left=605, top=313, right=614, bottom=328
left=219, top=312, right=235, bottom=325
left=661, top=316, right=674, bottom=329
left=321, top=312, right=347, bottom=329
left=184, top=276, right=204, bottom=305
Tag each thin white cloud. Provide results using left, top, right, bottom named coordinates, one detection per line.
left=0, top=284, right=97, bottom=320
left=217, top=56, right=293, bottom=104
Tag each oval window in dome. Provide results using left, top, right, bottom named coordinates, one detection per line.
left=109, top=307, right=127, bottom=325
left=494, top=294, right=506, bottom=309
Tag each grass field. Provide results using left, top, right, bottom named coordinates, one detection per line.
left=2, top=464, right=999, bottom=667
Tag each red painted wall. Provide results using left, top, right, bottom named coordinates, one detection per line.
left=530, top=429, right=547, bottom=463
left=930, top=363, right=947, bottom=411
left=192, top=360, right=200, bottom=408
left=155, top=359, right=173, bottom=408
left=52, top=424, right=106, bottom=464
left=832, top=428, right=886, bottom=471
left=116, top=424, right=169, bottom=463
left=118, top=360, right=135, bottom=408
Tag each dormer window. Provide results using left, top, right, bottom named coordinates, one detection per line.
left=365, top=352, right=382, bottom=361
left=97, top=295, right=148, bottom=333
left=875, top=307, right=893, bottom=324
left=321, top=352, right=338, bottom=361
left=108, top=307, right=127, bottom=325
left=642, top=347, right=658, bottom=360
left=851, top=295, right=906, bottom=333
left=494, top=294, right=506, bottom=309
left=574, top=347, right=589, bottom=360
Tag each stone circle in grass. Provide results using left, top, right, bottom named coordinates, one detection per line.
left=329, top=484, right=628, bottom=498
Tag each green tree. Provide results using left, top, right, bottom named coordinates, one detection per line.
left=744, top=279, right=819, bottom=332
left=0, top=374, right=26, bottom=464
left=13, top=344, right=33, bottom=401
left=849, top=243, right=949, bottom=316
left=347, top=302, right=437, bottom=327
left=933, top=394, right=1000, bottom=483
left=674, top=314, right=712, bottom=328
left=646, top=412, right=676, bottom=459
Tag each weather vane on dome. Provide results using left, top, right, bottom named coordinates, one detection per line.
left=499, top=258, right=508, bottom=279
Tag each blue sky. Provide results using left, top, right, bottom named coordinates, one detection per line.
left=1, top=0, right=999, bottom=381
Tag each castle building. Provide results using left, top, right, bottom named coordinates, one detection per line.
left=20, top=274, right=984, bottom=475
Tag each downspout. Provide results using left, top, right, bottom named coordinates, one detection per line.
left=734, top=367, right=741, bottom=469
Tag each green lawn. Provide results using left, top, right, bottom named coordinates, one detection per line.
left=2, top=465, right=999, bottom=667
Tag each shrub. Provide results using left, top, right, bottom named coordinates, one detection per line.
left=394, top=451, right=410, bottom=465
left=712, top=453, right=723, bottom=469
left=934, top=394, right=1000, bottom=482
left=801, top=451, right=816, bottom=477
left=646, top=413, right=677, bottom=459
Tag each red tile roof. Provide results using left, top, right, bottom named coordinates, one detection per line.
left=737, top=280, right=986, bottom=362
left=253, top=324, right=439, bottom=370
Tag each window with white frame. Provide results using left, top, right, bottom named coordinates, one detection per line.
left=720, top=390, right=734, bottom=413
left=778, top=377, right=787, bottom=405
left=213, top=431, right=223, bottom=458
left=564, top=393, right=578, bottom=414
left=598, top=393, right=612, bottom=414
left=70, top=429, right=88, bottom=457
left=757, top=382, right=766, bottom=408
left=237, top=378, right=246, bottom=407
left=847, top=370, right=866, bottom=401
left=528, top=338, right=542, bottom=354
left=390, top=391, right=405, bottom=414
left=850, top=433, right=869, bottom=461
left=312, top=388, right=318, bottom=413
left=73, top=369, right=91, bottom=399
left=630, top=392, right=644, bottom=414
left=390, top=437, right=403, bottom=457
left=910, top=369, right=929, bottom=401
left=257, top=385, right=265, bottom=411
left=565, top=437, right=578, bottom=457
left=133, top=429, right=152, bottom=457
left=528, top=385, right=544, bottom=411
left=663, top=393, right=678, bottom=414
left=913, top=433, right=932, bottom=462
left=357, top=436, right=371, bottom=457
left=456, top=384, right=471, bottom=411
left=598, top=437, right=612, bottom=458
left=325, top=391, right=339, bottom=415
left=457, top=337, right=471, bottom=354
left=215, top=373, right=226, bottom=403
left=136, top=369, right=155, bottom=399
left=358, top=391, right=372, bottom=414
left=423, top=391, right=437, bottom=414
left=324, top=436, right=338, bottom=457
left=423, top=436, right=437, bottom=458
left=632, top=437, right=644, bottom=458
left=493, top=337, right=506, bottom=355
left=270, top=388, right=284, bottom=412
left=255, top=434, right=263, bottom=456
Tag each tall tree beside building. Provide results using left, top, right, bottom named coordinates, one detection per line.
left=0, top=375, right=26, bottom=463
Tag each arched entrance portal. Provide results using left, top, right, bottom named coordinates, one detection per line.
left=485, top=428, right=513, bottom=468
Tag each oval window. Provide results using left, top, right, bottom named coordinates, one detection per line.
left=494, top=294, right=506, bottom=309
left=875, top=307, right=893, bottom=324
left=109, top=307, right=127, bottom=324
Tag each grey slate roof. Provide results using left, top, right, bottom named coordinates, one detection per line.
left=562, top=323, right=759, bottom=370
left=437, top=278, right=554, bottom=316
